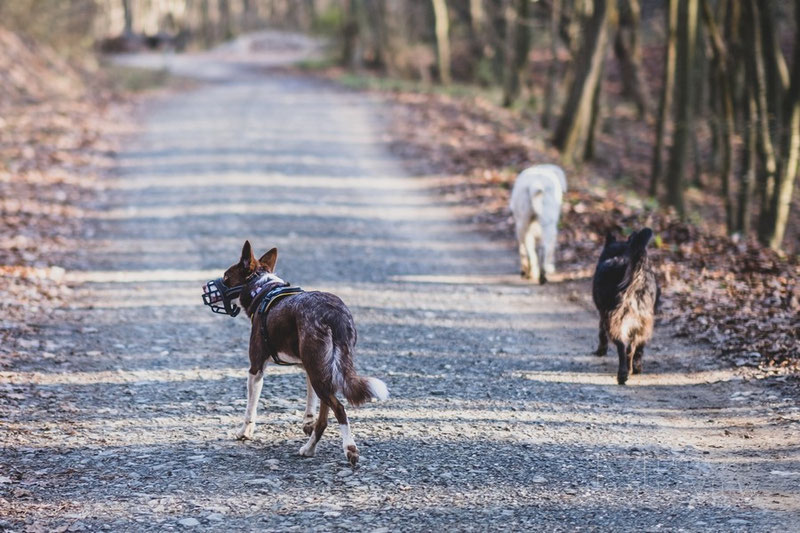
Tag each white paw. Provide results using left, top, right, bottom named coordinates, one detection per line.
left=236, top=422, right=255, bottom=440
left=298, top=442, right=316, bottom=457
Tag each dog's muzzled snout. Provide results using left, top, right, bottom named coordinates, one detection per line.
left=202, top=277, right=242, bottom=317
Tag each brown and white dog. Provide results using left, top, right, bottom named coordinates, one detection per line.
left=209, top=241, right=388, bottom=466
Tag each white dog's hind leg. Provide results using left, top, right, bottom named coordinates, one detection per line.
left=524, top=222, right=540, bottom=284
left=515, top=219, right=532, bottom=278
left=540, top=222, right=558, bottom=281
left=302, top=373, right=319, bottom=436
left=236, top=370, right=264, bottom=440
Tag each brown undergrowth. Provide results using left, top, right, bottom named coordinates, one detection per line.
left=377, top=87, right=799, bottom=371
left=0, top=28, right=122, bottom=367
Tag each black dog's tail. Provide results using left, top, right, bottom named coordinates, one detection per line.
left=629, top=228, right=653, bottom=267
left=619, top=228, right=653, bottom=290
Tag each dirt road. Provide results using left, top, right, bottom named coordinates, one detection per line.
left=2, top=33, right=799, bottom=532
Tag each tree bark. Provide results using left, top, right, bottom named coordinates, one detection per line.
left=766, top=0, right=800, bottom=249
left=552, top=0, right=613, bottom=164
left=650, top=0, right=679, bottom=196
left=121, top=0, right=133, bottom=36
left=431, top=0, right=452, bottom=84
left=542, top=0, right=561, bottom=127
left=219, top=0, right=233, bottom=41
left=613, top=0, right=649, bottom=118
left=745, top=0, right=780, bottom=243
left=665, top=0, right=699, bottom=216
left=502, top=0, right=532, bottom=106
left=738, top=86, right=758, bottom=234
left=701, top=0, right=735, bottom=232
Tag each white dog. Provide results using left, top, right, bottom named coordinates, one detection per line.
left=509, top=164, right=567, bottom=284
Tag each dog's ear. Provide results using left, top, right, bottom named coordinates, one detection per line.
left=604, top=231, right=616, bottom=246
left=240, top=240, right=257, bottom=271
left=259, top=248, right=278, bottom=272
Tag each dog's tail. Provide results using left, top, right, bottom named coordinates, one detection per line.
left=628, top=227, right=653, bottom=267
left=343, top=373, right=389, bottom=406
left=618, top=228, right=653, bottom=290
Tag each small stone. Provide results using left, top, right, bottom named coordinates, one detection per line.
left=206, top=513, right=224, bottom=522
left=531, top=476, right=547, bottom=484
left=178, top=518, right=200, bottom=527
left=371, top=528, right=389, bottom=533
left=337, top=469, right=353, bottom=477
left=324, top=511, right=342, bottom=518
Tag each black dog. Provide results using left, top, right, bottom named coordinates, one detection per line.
left=592, top=228, right=659, bottom=385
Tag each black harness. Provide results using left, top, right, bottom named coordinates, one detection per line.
left=249, top=284, right=304, bottom=366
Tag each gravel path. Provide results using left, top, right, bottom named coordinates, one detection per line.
left=2, top=33, right=799, bottom=532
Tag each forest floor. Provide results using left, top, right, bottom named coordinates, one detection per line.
left=1, top=31, right=799, bottom=532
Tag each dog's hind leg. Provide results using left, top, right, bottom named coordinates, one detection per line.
left=539, top=222, right=558, bottom=284
left=594, top=319, right=609, bottom=356
left=515, top=220, right=532, bottom=278
left=615, top=341, right=630, bottom=385
left=523, top=223, right=540, bottom=283
left=327, top=395, right=358, bottom=467
left=303, top=373, right=320, bottom=436
left=236, top=370, right=264, bottom=440
left=632, top=344, right=645, bottom=374
left=299, top=401, right=329, bottom=457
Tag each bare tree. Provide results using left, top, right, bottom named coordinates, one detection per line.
left=502, top=0, right=532, bottom=106
left=431, top=0, right=451, bottom=84
left=650, top=0, right=679, bottom=196
left=665, top=0, right=699, bottom=216
left=552, top=0, right=614, bottom=164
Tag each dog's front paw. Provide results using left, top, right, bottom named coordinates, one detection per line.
left=302, top=418, right=316, bottom=436
left=594, top=346, right=608, bottom=357
left=298, top=442, right=316, bottom=457
left=617, top=372, right=629, bottom=385
left=345, top=444, right=359, bottom=467
left=236, top=422, right=255, bottom=440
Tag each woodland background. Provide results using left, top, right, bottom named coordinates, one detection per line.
left=0, top=0, right=798, bottom=368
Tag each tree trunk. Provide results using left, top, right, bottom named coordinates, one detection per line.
left=738, top=87, right=758, bottom=234
left=219, top=0, right=233, bottom=41
left=431, top=0, right=452, bottom=84
left=468, top=0, right=487, bottom=81
left=745, top=0, right=780, bottom=243
left=121, top=0, right=133, bottom=36
left=701, top=0, right=735, bottom=232
left=665, top=0, right=699, bottom=216
left=766, top=0, right=800, bottom=249
left=542, top=0, right=561, bottom=127
left=552, top=0, right=613, bottom=164
left=502, top=0, right=532, bottom=106
left=613, top=0, right=649, bottom=118
left=650, top=0, right=679, bottom=196
left=200, top=0, right=212, bottom=48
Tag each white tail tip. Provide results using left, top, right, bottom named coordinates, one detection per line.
left=367, top=377, right=389, bottom=401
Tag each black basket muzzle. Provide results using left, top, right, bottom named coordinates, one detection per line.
left=202, top=277, right=243, bottom=317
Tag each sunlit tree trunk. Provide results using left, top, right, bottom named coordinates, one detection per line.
left=766, top=0, right=800, bottom=250
left=650, top=0, right=678, bottom=196
left=431, top=0, right=451, bottom=84
left=552, top=0, right=613, bottom=164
